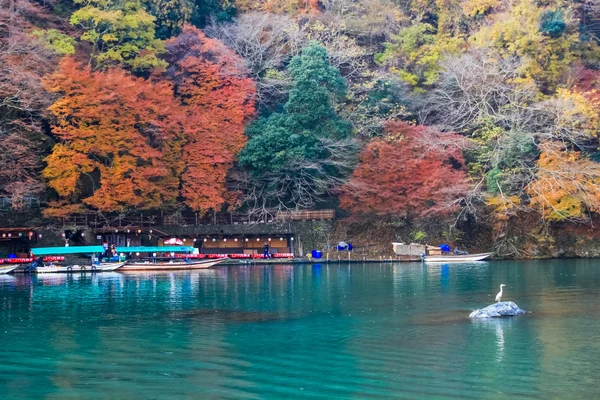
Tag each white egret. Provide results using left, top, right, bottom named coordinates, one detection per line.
left=495, top=284, right=506, bottom=302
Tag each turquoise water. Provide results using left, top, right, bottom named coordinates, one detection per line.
left=1, top=260, right=599, bottom=399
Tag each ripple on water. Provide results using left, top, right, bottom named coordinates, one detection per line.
left=1, top=261, right=600, bottom=399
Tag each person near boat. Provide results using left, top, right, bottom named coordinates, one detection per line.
left=25, top=256, right=48, bottom=272
left=31, top=256, right=45, bottom=270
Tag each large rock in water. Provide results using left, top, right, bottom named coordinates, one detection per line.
left=469, top=301, right=527, bottom=318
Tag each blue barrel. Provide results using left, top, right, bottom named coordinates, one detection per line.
left=311, top=250, right=322, bottom=259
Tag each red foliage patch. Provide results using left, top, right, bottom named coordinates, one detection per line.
left=340, top=121, right=471, bottom=218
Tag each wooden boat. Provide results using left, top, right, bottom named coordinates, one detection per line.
left=121, top=258, right=227, bottom=271
left=0, top=265, right=19, bottom=274
left=34, top=262, right=126, bottom=274
left=421, top=253, right=492, bottom=263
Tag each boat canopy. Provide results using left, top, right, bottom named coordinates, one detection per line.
left=31, top=246, right=105, bottom=256
left=116, top=246, right=195, bottom=254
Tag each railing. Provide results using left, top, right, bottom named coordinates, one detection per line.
left=277, top=210, right=336, bottom=221
left=58, top=209, right=336, bottom=228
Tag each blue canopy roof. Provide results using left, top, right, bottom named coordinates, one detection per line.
left=31, top=246, right=105, bottom=256
left=116, top=246, right=194, bottom=254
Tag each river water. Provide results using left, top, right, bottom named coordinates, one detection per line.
left=1, top=260, right=599, bottom=399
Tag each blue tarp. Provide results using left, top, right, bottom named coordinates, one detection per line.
left=337, top=242, right=353, bottom=251
left=31, top=246, right=105, bottom=256
left=115, top=246, right=194, bottom=254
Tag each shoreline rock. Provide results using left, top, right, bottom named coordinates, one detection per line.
left=469, top=301, right=527, bottom=318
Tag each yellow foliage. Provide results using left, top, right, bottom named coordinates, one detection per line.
left=486, top=195, right=521, bottom=220
left=436, top=0, right=465, bottom=35
left=379, top=22, right=464, bottom=87
left=554, top=88, right=600, bottom=137
left=469, top=0, right=580, bottom=90
left=527, top=143, right=600, bottom=221
left=462, top=0, right=500, bottom=16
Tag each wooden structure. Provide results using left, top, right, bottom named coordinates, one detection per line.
left=392, top=243, right=443, bottom=257
left=196, top=235, right=293, bottom=255
left=392, top=243, right=426, bottom=256
left=0, top=228, right=41, bottom=257
left=57, top=209, right=336, bottom=229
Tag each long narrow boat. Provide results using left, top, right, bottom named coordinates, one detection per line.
left=115, top=246, right=226, bottom=271
left=0, top=265, right=19, bottom=274
left=422, top=253, right=492, bottom=263
left=120, top=258, right=227, bottom=271
left=34, top=262, right=126, bottom=274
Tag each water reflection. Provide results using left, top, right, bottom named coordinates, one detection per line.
left=1, top=260, right=600, bottom=399
left=471, top=318, right=509, bottom=362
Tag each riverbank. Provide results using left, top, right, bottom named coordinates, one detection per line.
left=222, top=258, right=404, bottom=265
left=221, top=254, right=423, bottom=265
left=4, top=210, right=600, bottom=261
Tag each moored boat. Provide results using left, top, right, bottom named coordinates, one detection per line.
left=421, top=253, right=492, bottom=263
left=121, top=258, right=227, bottom=271
left=0, top=265, right=19, bottom=274
left=33, top=262, right=126, bottom=273
left=392, top=242, right=491, bottom=263
left=115, top=246, right=227, bottom=271
left=26, top=246, right=126, bottom=273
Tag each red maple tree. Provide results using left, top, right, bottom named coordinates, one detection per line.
left=164, top=25, right=256, bottom=213
left=340, top=121, right=471, bottom=218
left=42, top=58, right=184, bottom=215
left=42, top=27, right=256, bottom=216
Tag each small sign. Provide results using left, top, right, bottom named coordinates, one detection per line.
left=96, top=235, right=102, bottom=240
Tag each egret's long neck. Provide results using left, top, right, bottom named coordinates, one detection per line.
left=499, top=286, right=503, bottom=295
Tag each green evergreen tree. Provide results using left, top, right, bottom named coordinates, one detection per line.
left=239, top=42, right=354, bottom=210
left=540, top=9, right=567, bottom=39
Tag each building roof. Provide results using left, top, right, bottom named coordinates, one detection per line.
left=31, top=246, right=105, bottom=255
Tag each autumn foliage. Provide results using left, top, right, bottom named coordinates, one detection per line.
left=42, top=58, right=183, bottom=214
left=340, top=122, right=470, bottom=218
left=165, top=26, right=256, bottom=212
left=8, top=0, right=600, bottom=240
left=527, top=143, right=600, bottom=221
left=42, top=28, right=255, bottom=216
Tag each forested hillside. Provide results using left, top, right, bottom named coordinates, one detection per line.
left=3, top=0, right=600, bottom=254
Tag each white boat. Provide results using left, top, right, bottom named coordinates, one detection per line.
left=26, top=246, right=124, bottom=273
left=0, top=265, right=19, bottom=274
left=34, top=262, right=126, bottom=274
left=120, top=258, right=227, bottom=271
left=422, top=253, right=492, bottom=263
